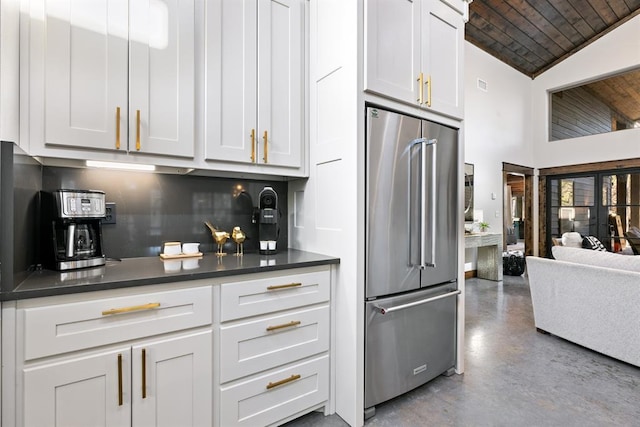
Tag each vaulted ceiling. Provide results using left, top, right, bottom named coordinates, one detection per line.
left=465, top=0, right=640, bottom=79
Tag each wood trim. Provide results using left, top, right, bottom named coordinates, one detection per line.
left=502, top=162, right=533, bottom=175
left=538, top=177, right=547, bottom=258
left=465, top=270, right=476, bottom=279
left=539, top=158, right=640, bottom=177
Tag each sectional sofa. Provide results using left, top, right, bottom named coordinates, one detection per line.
left=526, top=246, right=640, bottom=367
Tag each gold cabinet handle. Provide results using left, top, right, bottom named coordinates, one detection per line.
left=250, top=129, right=256, bottom=163
left=136, top=109, right=141, bottom=151
left=417, top=73, right=424, bottom=104
left=263, top=130, right=268, bottom=163
left=142, top=348, right=147, bottom=399
left=266, top=374, right=301, bottom=390
left=266, top=282, right=302, bottom=291
left=102, top=302, right=161, bottom=316
left=266, top=320, right=301, bottom=332
left=426, top=74, right=432, bottom=107
left=117, top=353, right=124, bottom=406
left=116, top=107, right=121, bottom=149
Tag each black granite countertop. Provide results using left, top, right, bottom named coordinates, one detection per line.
left=2, top=249, right=339, bottom=301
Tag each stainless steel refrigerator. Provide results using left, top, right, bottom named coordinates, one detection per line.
left=364, top=107, right=459, bottom=416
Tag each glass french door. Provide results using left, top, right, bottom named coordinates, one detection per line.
left=547, top=169, right=640, bottom=254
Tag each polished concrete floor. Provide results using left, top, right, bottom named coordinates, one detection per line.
left=285, top=274, right=640, bottom=426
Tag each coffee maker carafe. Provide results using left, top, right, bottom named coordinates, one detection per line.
left=41, top=189, right=107, bottom=270
left=258, top=186, right=278, bottom=255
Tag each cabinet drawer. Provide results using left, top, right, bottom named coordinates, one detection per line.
left=22, top=286, right=212, bottom=360
left=220, top=304, right=329, bottom=383
left=220, top=269, right=330, bottom=321
left=220, top=355, right=329, bottom=427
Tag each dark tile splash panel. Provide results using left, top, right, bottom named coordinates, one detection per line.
left=42, top=167, right=288, bottom=259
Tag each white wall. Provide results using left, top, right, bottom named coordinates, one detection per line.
left=463, top=42, right=534, bottom=261
left=532, top=14, right=640, bottom=169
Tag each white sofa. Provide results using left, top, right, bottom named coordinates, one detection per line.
left=526, top=246, right=640, bottom=367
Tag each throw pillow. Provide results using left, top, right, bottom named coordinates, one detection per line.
left=561, top=232, right=583, bottom=248
left=582, top=235, right=607, bottom=252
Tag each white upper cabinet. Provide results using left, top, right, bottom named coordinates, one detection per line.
left=29, top=0, right=195, bottom=157
left=205, top=0, right=304, bottom=169
left=365, top=0, right=464, bottom=119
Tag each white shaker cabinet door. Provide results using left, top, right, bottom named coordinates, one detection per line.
left=42, top=0, right=128, bottom=151
left=256, top=0, right=304, bottom=168
left=364, top=0, right=421, bottom=104
left=132, top=331, right=212, bottom=427
left=423, top=0, right=464, bottom=118
left=129, top=0, right=196, bottom=158
left=205, top=0, right=304, bottom=169
left=205, top=0, right=258, bottom=164
left=23, top=347, right=131, bottom=427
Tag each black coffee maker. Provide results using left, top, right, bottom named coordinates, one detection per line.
left=41, top=189, right=107, bottom=270
left=257, top=186, right=278, bottom=255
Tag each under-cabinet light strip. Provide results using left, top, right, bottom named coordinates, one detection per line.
left=86, top=160, right=156, bottom=172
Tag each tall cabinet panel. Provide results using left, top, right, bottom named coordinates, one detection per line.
left=205, top=0, right=304, bottom=169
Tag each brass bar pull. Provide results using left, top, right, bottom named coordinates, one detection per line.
left=250, top=129, right=256, bottom=163
left=263, top=130, right=268, bottom=163
left=266, top=374, right=301, bottom=390
left=117, top=353, right=123, bottom=406
left=426, top=75, right=432, bottom=107
left=102, top=302, right=161, bottom=316
left=417, top=73, right=424, bottom=104
left=142, top=348, right=147, bottom=399
left=266, top=320, right=301, bottom=332
left=116, top=107, right=121, bottom=149
left=266, top=282, right=302, bottom=291
left=136, top=109, right=141, bottom=151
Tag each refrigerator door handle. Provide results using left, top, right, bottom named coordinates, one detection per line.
left=373, top=290, right=460, bottom=315
left=421, top=138, right=437, bottom=268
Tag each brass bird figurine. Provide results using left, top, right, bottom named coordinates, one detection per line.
left=232, top=226, right=246, bottom=256
left=205, top=221, right=230, bottom=256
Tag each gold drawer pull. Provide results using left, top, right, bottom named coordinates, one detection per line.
left=102, top=302, right=161, bottom=316
left=266, top=374, right=301, bottom=390
left=266, top=320, right=301, bottom=332
left=136, top=109, right=141, bottom=151
left=263, top=130, right=268, bottom=163
left=115, top=106, right=121, bottom=149
left=117, top=353, right=123, bottom=406
left=142, top=348, right=147, bottom=399
left=266, top=282, right=302, bottom=291
left=426, top=74, right=432, bottom=107
left=250, top=128, right=256, bottom=163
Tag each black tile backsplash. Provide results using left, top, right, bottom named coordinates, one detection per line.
left=41, top=167, right=288, bottom=259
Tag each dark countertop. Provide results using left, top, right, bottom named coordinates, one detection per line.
left=2, top=249, right=339, bottom=301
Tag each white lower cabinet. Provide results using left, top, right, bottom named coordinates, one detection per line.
left=220, top=355, right=329, bottom=427
left=217, top=267, right=332, bottom=427
left=23, top=331, right=212, bottom=427
left=15, top=283, right=213, bottom=427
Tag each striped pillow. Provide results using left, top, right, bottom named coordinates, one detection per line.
left=582, top=235, right=607, bottom=252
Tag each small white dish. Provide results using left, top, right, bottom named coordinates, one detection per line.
left=182, top=242, right=200, bottom=254
left=163, top=241, right=182, bottom=256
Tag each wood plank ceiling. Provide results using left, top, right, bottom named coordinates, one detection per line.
left=465, top=0, right=640, bottom=79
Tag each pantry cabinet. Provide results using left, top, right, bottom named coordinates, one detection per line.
left=365, top=0, right=464, bottom=118
left=205, top=0, right=304, bottom=169
left=15, top=284, right=213, bottom=427
left=26, top=0, right=195, bottom=158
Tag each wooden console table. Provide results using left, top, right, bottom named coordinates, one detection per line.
left=465, top=233, right=503, bottom=281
